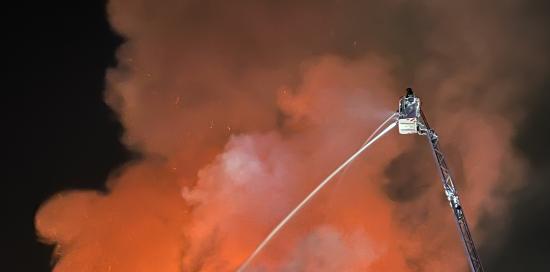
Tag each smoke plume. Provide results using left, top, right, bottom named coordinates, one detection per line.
left=36, top=0, right=547, bottom=271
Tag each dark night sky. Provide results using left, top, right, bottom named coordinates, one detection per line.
left=5, top=1, right=550, bottom=271
left=7, top=1, right=130, bottom=271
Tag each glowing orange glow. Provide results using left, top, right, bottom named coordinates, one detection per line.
left=35, top=1, right=534, bottom=271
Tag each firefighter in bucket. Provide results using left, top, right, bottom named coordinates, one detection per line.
left=397, top=88, right=421, bottom=134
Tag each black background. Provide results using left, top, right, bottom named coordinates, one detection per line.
left=7, top=1, right=130, bottom=271
left=5, top=1, right=549, bottom=271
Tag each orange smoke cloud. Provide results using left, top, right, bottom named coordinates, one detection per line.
left=36, top=0, right=545, bottom=271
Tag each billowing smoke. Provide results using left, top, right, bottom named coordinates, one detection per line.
left=35, top=0, right=547, bottom=271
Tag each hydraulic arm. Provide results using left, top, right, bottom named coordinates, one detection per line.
left=397, top=88, right=485, bottom=272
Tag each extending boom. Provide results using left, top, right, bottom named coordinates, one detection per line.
left=397, top=88, right=485, bottom=272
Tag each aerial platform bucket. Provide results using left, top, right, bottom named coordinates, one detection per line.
left=398, top=88, right=421, bottom=135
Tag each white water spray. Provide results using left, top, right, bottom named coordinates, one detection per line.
left=336, top=113, right=399, bottom=182
left=236, top=114, right=397, bottom=272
